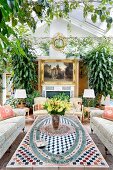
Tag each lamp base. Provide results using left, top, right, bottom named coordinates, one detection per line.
left=17, top=101, right=25, bottom=108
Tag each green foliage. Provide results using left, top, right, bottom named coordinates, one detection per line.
left=36, top=37, right=94, bottom=57
left=38, top=41, right=50, bottom=56
left=43, top=0, right=113, bottom=28
left=52, top=93, right=70, bottom=102
left=5, top=96, right=19, bottom=108
left=0, top=0, right=113, bottom=55
left=0, top=0, right=37, bottom=75
left=25, top=90, right=40, bottom=108
left=11, top=38, right=38, bottom=95
left=64, top=37, right=94, bottom=58
left=0, top=0, right=113, bottom=77
left=109, top=90, right=113, bottom=99
left=83, top=39, right=113, bottom=99
left=0, top=0, right=39, bottom=66
left=82, top=97, right=98, bottom=107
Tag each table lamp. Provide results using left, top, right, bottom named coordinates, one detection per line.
left=14, top=89, right=27, bottom=108
left=83, top=89, right=95, bottom=107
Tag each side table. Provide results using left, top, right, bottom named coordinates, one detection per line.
left=84, top=107, right=101, bottom=119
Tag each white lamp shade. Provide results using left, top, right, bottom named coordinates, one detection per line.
left=83, top=89, right=95, bottom=98
left=14, top=89, right=27, bottom=99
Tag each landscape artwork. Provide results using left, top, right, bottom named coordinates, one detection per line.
left=44, top=62, right=73, bottom=82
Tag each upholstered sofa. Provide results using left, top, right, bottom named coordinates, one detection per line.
left=0, top=108, right=25, bottom=159
left=90, top=109, right=113, bottom=156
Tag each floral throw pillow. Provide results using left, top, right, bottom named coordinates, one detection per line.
left=34, top=104, right=43, bottom=111
left=102, top=106, right=113, bottom=121
left=0, top=105, right=15, bottom=121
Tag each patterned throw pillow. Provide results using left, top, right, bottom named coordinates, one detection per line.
left=34, top=104, right=43, bottom=111
left=102, top=106, right=113, bottom=121
left=0, top=105, right=15, bottom=121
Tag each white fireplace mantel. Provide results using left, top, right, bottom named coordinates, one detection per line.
left=42, top=85, right=75, bottom=98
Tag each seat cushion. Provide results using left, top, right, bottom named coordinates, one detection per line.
left=34, top=110, right=48, bottom=116
left=66, top=109, right=74, bottom=115
left=0, top=123, right=17, bottom=140
left=0, top=132, right=5, bottom=147
left=92, top=117, right=113, bottom=143
left=13, top=108, right=26, bottom=116
left=0, top=116, right=25, bottom=128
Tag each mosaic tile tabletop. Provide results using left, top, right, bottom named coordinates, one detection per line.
left=7, top=116, right=109, bottom=170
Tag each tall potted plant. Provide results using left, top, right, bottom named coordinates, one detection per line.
left=82, top=39, right=113, bottom=105
left=11, top=38, right=38, bottom=94
left=10, top=38, right=39, bottom=109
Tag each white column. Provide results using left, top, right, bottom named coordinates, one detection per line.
left=2, top=73, right=6, bottom=105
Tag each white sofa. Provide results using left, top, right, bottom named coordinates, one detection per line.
left=90, top=109, right=113, bottom=156
left=0, top=110, right=25, bottom=159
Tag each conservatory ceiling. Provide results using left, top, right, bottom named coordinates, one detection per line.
left=33, top=14, right=113, bottom=38
left=30, top=1, right=113, bottom=40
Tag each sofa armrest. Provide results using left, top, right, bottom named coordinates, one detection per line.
left=90, top=109, right=104, bottom=118
left=13, top=108, right=26, bottom=116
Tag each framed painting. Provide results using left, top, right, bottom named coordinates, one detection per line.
left=41, top=59, right=76, bottom=85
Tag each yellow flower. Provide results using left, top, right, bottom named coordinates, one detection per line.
left=43, top=98, right=70, bottom=115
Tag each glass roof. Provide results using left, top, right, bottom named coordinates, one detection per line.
left=69, top=2, right=113, bottom=33
left=32, top=1, right=113, bottom=36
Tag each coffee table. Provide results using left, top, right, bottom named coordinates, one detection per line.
left=7, top=116, right=109, bottom=170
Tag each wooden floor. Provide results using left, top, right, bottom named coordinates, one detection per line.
left=0, top=115, right=113, bottom=170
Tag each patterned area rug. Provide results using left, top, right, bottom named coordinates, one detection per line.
left=0, top=117, right=113, bottom=170
left=0, top=132, right=25, bottom=170
left=6, top=116, right=109, bottom=169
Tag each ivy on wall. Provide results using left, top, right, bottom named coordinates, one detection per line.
left=36, top=37, right=95, bottom=57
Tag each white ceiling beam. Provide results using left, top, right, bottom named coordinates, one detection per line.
left=69, top=16, right=106, bottom=37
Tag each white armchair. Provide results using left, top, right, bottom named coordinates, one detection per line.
left=33, top=97, right=48, bottom=119
left=66, top=98, right=84, bottom=122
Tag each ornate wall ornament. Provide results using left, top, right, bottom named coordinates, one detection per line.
left=51, top=33, right=67, bottom=51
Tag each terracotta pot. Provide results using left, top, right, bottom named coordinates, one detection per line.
left=52, top=115, right=60, bottom=130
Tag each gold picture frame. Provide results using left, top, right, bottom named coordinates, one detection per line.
left=51, top=33, right=67, bottom=51
left=40, top=59, right=76, bottom=85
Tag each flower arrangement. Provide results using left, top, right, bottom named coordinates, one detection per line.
left=44, top=98, right=70, bottom=116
